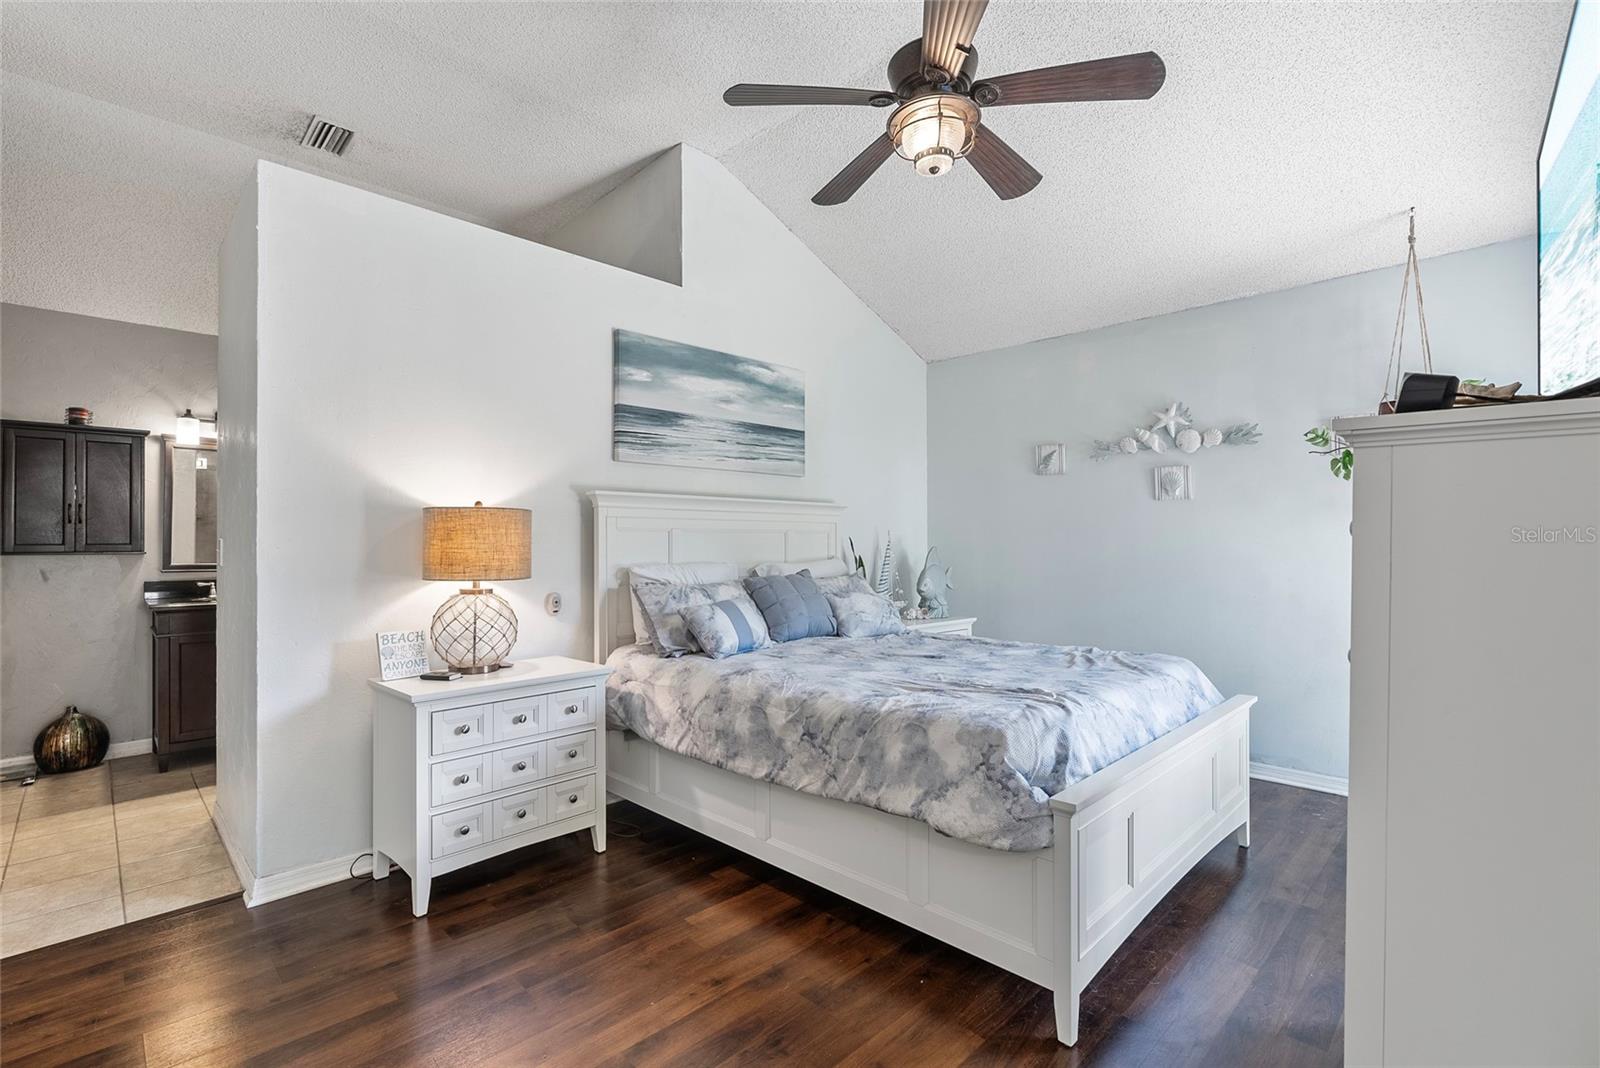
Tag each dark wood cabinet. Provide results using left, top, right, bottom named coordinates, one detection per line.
left=151, top=605, right=216, bottom=770
left=2, top=420, right=148, bottom=554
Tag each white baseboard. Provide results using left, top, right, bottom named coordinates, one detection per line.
left=248, top=852, right=371, bottom=908
left=0, top=737, right=153, bottom=776
left=209, top=800, right=369, bottom=907
left=1250, top=760, right=1348, bottom=797
left=209, top=801, right=257, bottom=904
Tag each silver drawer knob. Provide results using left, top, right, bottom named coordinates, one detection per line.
left=566, top=748, right=578, bottom=759
left=516, top=808, right=528, bottom=819
left=454, top=724, right=471, bottom=736
left=456, top=825, right=471, bottom=836
left=567, top=793, right=579, bottom=804
left=513, top=761, right=528, bottom=772
left=453, top=774, right=470, bottom=785
left=564, top=704, right=578, bottom=715
left=512, top=714, right=528, bottom=725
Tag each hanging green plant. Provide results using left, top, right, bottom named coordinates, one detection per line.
left=1305, top=426, right=1354, bottom=480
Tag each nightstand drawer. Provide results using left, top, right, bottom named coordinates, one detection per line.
left=493, top=694, right=544, bottom=741
left=491, top=742, right=543, bottom=791
left=491, top=789, right=545, bottom=841
left=430, top=753, right=487, bottom=808
left=547, top=775, right=597, bottom=822
left=431, top=705, right=490, bottom=755
left=431, top=804, right=488, bottom=858
left=547, top=688, right=595, bottom=730
left=546, top=731, right=596, bottom=778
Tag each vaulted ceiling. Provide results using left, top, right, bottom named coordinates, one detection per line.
left=0, top=2, right=1571, bottom=360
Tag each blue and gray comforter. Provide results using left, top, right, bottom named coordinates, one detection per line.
left=606, top=633, right=1223, bottom=851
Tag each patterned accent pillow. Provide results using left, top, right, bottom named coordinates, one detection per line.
left=813, top=573, right=874, bottom=597
left=826, top=590, right=908, bottom=638
left=682, top=595, right=771, bottom=658
left=627, top=562, right=737, bottom=643
left=742, top=571, right=837, bottom=642
left=632, top=579, right=748, bottom=657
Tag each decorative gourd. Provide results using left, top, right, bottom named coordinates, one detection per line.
left=32, top=706, right=110, bottom=774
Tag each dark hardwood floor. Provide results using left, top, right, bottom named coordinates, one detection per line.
left=0, top=781, right=1344, bottom=1067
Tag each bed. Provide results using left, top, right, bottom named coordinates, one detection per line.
left=591, top=490, right=1254, bottom=1046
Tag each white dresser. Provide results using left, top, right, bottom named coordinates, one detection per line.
left=1337, top=400, right=1600, bottom=1067
left=903, top=616, right=976, bottom=637
left=369, top=657, right=611, bottom=916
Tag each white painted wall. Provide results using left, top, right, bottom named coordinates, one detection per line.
left=928, top=238, right=1537, bottom=781
left=214, top=172, right=259, bottom=867
left=224, top=150, right=927, bottom=876
left=0, top=303, right=216, bottom=758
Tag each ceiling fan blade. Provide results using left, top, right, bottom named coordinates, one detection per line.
left=812, top=134, right=896, bottom=206
left=966, top=126, right=1042, bottom=200
left=723, top=84, right=891, bottom=107
left=921, top=0, right=989, bottom=79
left=978, top=51, right=1167, bottom=106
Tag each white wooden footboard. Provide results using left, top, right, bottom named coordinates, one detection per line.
left=1048, top=694, right=1254, bottom=1045
left=605, top=694, right=1253, bottom=1046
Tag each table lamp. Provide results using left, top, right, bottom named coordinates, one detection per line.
left=423, top=501, right=532, bottom=674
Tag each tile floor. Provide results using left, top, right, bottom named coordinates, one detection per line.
left=0, top=753, right=239, bottom=958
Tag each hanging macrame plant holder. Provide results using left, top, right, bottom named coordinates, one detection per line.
left=1377, top=208, right=1435, bottom=413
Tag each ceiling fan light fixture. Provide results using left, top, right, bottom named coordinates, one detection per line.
left=888, top=93, right=978, bottom=177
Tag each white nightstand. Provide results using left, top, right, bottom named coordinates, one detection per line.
left=370, top=657, right=611, bottom=916
left=903, top=616, right=977, bottom=638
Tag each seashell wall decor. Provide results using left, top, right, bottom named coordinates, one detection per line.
left=1090, top=401, right=1261, bottom=463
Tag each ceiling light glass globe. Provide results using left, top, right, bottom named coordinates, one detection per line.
left=888, top=94, right=978, bottom=177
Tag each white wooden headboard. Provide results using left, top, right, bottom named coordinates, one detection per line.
left=588, top=490, right=845, bottom=659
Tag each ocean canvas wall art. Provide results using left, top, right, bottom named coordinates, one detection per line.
left=613, top=330, right=806, bottom=476
left=1538, top=0, right=1599, bottom=395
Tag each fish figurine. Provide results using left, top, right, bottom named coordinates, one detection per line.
left=917, top=547, right=955, bottom=619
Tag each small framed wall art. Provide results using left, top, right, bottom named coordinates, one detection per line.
left=1153, top=464, right=1192, bottom=501
left=376, top=629, right=430, bottom=681
left=1035, top=442, right=1066, bottom=476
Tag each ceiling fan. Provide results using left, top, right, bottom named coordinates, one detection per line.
left=723, top=0, right=1165, bottom=205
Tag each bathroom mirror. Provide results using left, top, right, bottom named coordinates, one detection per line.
left=162, top=435, right=218, bottom=572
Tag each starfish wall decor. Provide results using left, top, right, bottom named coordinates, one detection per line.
left=1091, top=402, right=1261, bottom=462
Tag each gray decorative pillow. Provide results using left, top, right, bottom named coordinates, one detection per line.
left=742, top=571, right=836, bottom=642
left=632, top=579, right=748, bottom=656
left=682, top=595, right=771, bottom=658
left=826, top=590, right=908, bottom=638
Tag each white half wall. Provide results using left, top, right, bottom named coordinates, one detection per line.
left=0, top=303, right=216, bottom=759
left=215, top=170, right=259, bottom=863
left=222, top=149, right=927, bottom=877
left=928, top=238, right=1536, bottom=781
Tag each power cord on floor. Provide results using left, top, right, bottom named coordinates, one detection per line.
left=350, top=852, right=374, bottom=880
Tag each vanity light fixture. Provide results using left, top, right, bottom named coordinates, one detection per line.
left=175, top=409, right=201, bottom=446
left=175, top=409, right=218, bottom=445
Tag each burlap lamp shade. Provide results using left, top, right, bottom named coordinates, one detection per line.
left=423, top=502, right=532, bottom=674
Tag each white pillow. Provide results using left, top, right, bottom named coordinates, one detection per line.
left=627, top=562, right=737, bottom=641
left=750, top=557, right=850, bottom=579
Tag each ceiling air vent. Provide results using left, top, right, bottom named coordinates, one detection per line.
left=299, top=115, right=354, bottom=156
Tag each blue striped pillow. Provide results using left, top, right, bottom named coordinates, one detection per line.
left=681, top=595, right=771, bottom=659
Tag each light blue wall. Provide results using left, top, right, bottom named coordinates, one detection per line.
left=928, top=238, right=1537, bottom=781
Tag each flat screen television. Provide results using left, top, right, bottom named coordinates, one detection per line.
left=1539, top=0, right=1600, bottom=397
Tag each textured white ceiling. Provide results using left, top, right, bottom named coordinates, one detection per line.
left=0, top=1, right=1572, bottom=359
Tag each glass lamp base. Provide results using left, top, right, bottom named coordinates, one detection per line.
left=430, top=587, right=518, bottom=674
